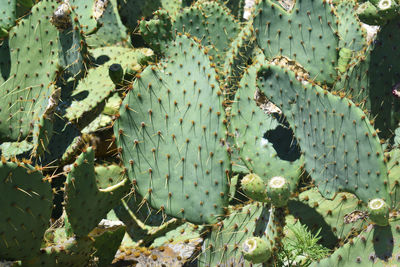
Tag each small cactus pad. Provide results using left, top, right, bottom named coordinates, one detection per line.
left=65, top=147, right=130, bottom=237
left=0, top=160, right=52, bottom=260
left=257, top=64, right=390, bottom=203
left=242, top=236, right=272, bottom=264
left=356, top=1, right=386, bottom=25
left=241, top=173, right=268, bottom=202
left=114, top=34, right=230, bottom=224
left=266, top=176, right=290, bottom=207
left=140, top=9, right=173, bottom=53
left=193, top=1, right=240, bottom=65
left=69, top=0, right=98, bottom=34
left=253, top=0, right=339, bottom=84
left=368, top=198, right=389, bottom=226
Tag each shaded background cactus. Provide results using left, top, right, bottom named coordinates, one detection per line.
left=1, top=0, right=400, bottom=266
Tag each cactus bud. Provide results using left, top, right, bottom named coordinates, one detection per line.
left=376, top=0, right=399, bottom=20
left=368, top=198, right=390, bottom=226
left=356, top=1, right=386, bottom=26
left=267, top=176, right=290, bottom=207
left=241, top=173, right=268, bottom=202
left=109, top=63, right=124, bottom=85
left=242, top=237, right=272, bottom=264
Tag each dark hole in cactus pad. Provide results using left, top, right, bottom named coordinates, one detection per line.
left=264, top=124, right=301, bottom=162
left=94, top=55, right=110, bottom=66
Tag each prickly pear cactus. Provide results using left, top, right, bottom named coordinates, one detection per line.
left=230, top=58, right=303, bottom=194
left=0, top=0, right=60, bottom=142
left=0, top=159, right=52, bottom=260
left=253, top=0, right=339, bottom=84
left=288, top=188, right=367, bottom=248
left=198, top=203, right=267, bottom=267
left=114, top=34, right=231, bottom=224
left=257, top=64, right=390, bottom=203
left=65, top=147, right=130, bottom=237
left=311, top=217, right=400, bottom=266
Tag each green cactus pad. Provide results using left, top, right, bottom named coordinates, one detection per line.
left=193, top=1, right=240, bottom=65
left=230, top=60, right=303, bottom=194
left=253, top=0, right=339, bottom=84
left=65, top=47, right=152, bottom=129
left=173, top=2, right=240, bottom=66
left=242, top=236, right=272, bottom=264
left=257, top=64, right=390, bottom=203
left=65, top=147, right=130, bottom=237
left=56, top=7, right=89, bottom=78
left=114, top=34, right=230, bottom=224
left=356, top=1, right=386, bottom=25
left=376, top=0, right=399, bottom=20
left=0, top=0, right=60, bottom=142
left=90, top=220, right=126, bottom=267
left=199, top=203, right=270, bottom=267
left=0, top=1, right=17, bottom=33
left=117, top=0, right=162, bottom=31
left=151, top=222, right=203, bottom=247
left=22, top=236, right=95, bottom=267
left=266, top=176, right=290, bottom=207
left=311, top=218, right=400, bottom=266
left=0, top=160, right=52, bottom=260
left=0, top=140, right=33, bottom=159
left=334, top=19, right=400, bottom=139
left=335, top=0, right=367, bottom=52
left=69, top=0, right=98, bottom=34
left=85, top=0, right=130, bottom=48
left=223, top=19, right=255, bottom=96
left=140, top=9, right=173, bottom=53
left=288, top=187, right=367, bottom=248
left=241, top=173, right=268, bottom=202
left=368, top=198, right=389, bottom=226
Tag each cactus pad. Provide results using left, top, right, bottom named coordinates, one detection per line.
left=0, top=159, right=52, bottom=260
left=114, top=34, right=230, bottom=224
left=65, top=147, right=130, bottom=237
left=257, top=64, right=390, bottom=203
left=253, top=0, right=339, bottom=84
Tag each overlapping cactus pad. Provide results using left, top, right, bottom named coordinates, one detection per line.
left=0, top=0, right=60, bottom=142
left=0, top=159, right=52, bottom=260
left=254, top=0, right=339, bottom=84
left=231, top=57, right=303, bottom=193
left=257, top=64, right=390, bottom=203
left=115, top=34, right=230, bottom=224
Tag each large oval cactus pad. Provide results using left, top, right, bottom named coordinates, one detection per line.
left=114, top=35, right=230, bottom=224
